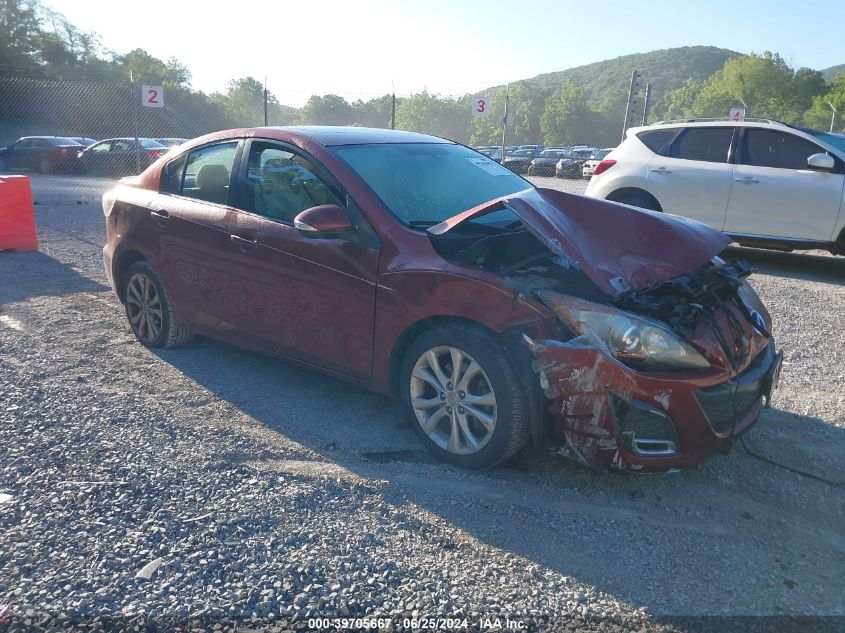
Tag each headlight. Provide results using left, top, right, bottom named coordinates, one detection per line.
left=538, top=291, right=710, bottom=370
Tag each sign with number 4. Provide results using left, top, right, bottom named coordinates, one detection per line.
left=142, top=85, right=164, bottom=108
left=472, top=94, right=491, bottom=118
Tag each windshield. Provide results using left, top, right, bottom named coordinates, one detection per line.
left=540, top=149, right=568, bottom=158
left=333, top=143, right=532, bottom=225
left=570, top=150, right=594, bottom=159
left=800, top=128, right=845, bottom=154
left=593, top=149, right=612, bottom=160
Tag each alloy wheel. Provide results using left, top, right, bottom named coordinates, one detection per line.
left=126, top=272, right=163, bottom=343
left=410, top=346, right=497, bottom=455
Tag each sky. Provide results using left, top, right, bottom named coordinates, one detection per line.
left=45, top=0, right=845, bottom=107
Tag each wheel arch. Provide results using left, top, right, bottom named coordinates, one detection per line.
left=387, top=315, right=499, bottom=397
left=113, top=249, right=148, bottom=303
left=606, top=187, right=663, bottom=212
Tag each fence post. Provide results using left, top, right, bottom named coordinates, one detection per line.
left=129, top=71, right=141, bottom=174
left=642, top=83, right=651, bottom=126
left=391, top=81, right=396, bottom=130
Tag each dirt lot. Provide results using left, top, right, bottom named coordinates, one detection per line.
left=1, top=174, right=844, bottom=631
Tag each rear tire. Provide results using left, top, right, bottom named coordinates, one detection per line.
left=124, top=261, right=193, bottom=348
left=400, top=325, right=530, bottom=468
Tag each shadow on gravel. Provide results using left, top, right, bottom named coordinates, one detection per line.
left=153, top=334, right=845, bottom=616
left=722, top=246, right=845, bottom=285
left=0, top=250, right=108, bottom=303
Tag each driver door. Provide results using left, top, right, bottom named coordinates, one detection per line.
left=226, top=139, right=380, bottom=378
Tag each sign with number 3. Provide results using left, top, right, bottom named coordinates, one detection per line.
left=472, top=94, right=490, bottom=118
left=142, top=85, right=164, bottom=108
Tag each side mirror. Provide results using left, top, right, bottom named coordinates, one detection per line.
left=293, top=204, right=354, bottom=236
left=807, top=152, right=835, bottom=171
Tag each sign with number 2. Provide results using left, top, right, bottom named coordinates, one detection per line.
left=142, top=85, right=164, bottom=108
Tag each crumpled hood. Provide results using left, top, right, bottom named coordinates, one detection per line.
left=428, top=188, right=732, bottom=297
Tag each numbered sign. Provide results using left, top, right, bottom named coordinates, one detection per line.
left=729, top=107, right=746, bottom=121
left=472, top=94, right=491, bottom=118
left=142, top=85, right=164, bottom=108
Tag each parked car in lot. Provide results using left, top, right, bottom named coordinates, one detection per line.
left=102, top=126, right=781, bottom=472
left=70, top=137, right=98, bottom=147
left=585, top=119, right=845, bottom=255
left=501, top=148, right=541, bottom=174
left=555, top=146, right=597, bottom=178
left=582, top=147, right=615, bottom=178
left=155, top=137, right=189, bottom=147
left=476, top=147, right=503, bottom=163
left=527, top=148, right=570, bottom=176
left=0, top=136, right=84, bottom=173
left=79, top=137, right=169, bottom=176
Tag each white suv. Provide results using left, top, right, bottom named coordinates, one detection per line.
left=584, top=119, right=845, bottom=255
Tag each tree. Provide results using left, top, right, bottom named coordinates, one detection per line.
left=804, top=73, right=845, bottom=131
left=299, top=94, right=353, bottom=125
left=540, top=81, right=594, bottom=146
left=0, top=0, right=42, bottom=66
left=654, top=78, right=704, bottom=120
left=121, top=48, right=190, bottom=87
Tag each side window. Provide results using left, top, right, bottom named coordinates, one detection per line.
left=637, top=129, right=675, bottom=154
left=182, top=142, right=238, bottom=205
left=160, top=154, right=187, bottom=194
left=243, top=142, right=343, bottom=223
left=669, top=127, right=733, bottom=163
left=740, top=129, right=824, bottom=170
left=111, top=140, right=133, bottom=152
left=90, top=142, right=111, bottom=153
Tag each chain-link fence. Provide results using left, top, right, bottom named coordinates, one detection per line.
left=0, top=67, right=596, bottom=193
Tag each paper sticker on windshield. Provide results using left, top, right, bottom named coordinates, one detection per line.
left=466, top=157, right=513, bottom=176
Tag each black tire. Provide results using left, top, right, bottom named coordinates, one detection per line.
left=124, top=260, right=193, bottom=348
left=399, top=324, right=530, bottom=468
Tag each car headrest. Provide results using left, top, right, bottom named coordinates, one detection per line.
left=196, top=164, right=229, bottom=189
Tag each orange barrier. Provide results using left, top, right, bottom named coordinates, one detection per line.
left=0, top=175, right=38, bottom=251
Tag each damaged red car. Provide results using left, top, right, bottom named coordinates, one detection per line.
left=102, top=127, right=782, bottom=472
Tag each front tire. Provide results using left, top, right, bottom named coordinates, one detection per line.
left=124, top=261, right=193, bottom=348
left=400, top=325, right=530, bottom=468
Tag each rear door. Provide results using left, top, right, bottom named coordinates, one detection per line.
left=224, top=138, right=380, bottom=377
left=724, top=128, right=844, bottom=241
left=646, top=126, right=736, bottom=230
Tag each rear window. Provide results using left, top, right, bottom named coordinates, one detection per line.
left=140, top=138, right=166, bottom=149
left=637, top=130, right=674, bottom=154
left=669, top=127, right=733, bottom=163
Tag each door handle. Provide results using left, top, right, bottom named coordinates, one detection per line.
left=230, top=234, right=258, bottom=253
left=150, top=210, right=170, bottom=227
left=651, top=167, right=672, bottom=175
left=734, top=177, right=759, bottom=185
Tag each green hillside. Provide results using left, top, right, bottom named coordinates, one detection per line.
left=512, top=46, right=740, bottom=105
left=821, top=64, right=845, bottom=82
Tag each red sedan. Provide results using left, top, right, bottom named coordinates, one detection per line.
left=102, top=126, right=782, bottom=472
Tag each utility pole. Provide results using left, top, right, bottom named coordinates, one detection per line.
left=622, top=70, right=640, bottom=142
left=642, top=83, right=652, bottom=126
left=263, top=76, right=268, bottom=126
left=828, top=101, right=838, bottom=133
left=500, top=84, right=509, bottom=160
left=129, top=70, right=141, bottom=175
left=391, top=81, right=396, bottom=130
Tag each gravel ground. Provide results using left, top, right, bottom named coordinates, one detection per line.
left=1, top=174, right=844, bottom=632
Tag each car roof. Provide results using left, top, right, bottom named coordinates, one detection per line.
left=264, top=126, right=452, bottom=147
